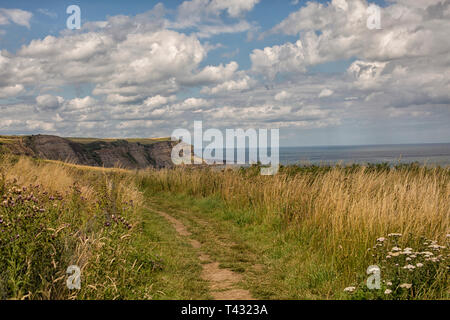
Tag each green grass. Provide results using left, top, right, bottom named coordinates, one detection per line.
left=1, top=156, right=448, bottom=300
left=66, top=137, right=171, bottom=145
left=144, top=192, right=346, bottom=299
left=0, top=156, right=208, bottom=300
left=0, top=137, right=21, bottom=145
left=120, top=206, right=208, bottom=299
left=140, top=182, right=449, bottom=300
left=137, top=163, right=449, bottom=300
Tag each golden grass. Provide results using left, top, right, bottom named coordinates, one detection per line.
left=140, top=166, right=449, bottom=269
left=0, top=156, right=144, bottom=299
left=1, top=156, right=143, bottom=209
left=1, top=155, right=448, bottom=298
left=5, top=157, right=448, bottom=263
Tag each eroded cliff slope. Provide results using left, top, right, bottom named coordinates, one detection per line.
left=0, top=135, right=177, bottom=169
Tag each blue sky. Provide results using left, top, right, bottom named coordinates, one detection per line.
left=0, top=0, right=385, bottom=66
left=0, top=0, right=448, bottom=146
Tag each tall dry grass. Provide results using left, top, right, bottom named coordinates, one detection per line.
left=0, top=156, right=143, bottom=299
left=1, top=154, right=448, bottom=299
left=139, top=165, right=449, bottom=278
left=2, top=156, right=142, bottom=206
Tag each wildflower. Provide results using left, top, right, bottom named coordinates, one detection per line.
left=403, top=264, right=416, bottom=270
left=386, top=255, right=391, bottom=259
left=377, top=237, right=386, bottom=242
left=391, top=246, right=401, bottom=252
left=388, top=233, right=402, bottom=237
left=344, top=286, right=356, bottom=293
left=386, top=281, right=392, bottom=286
left=399, top=283, right=412, bottom=289
left=429, top=244, right=446, bottom=250
left=403, top=247, right=413, bottom=254
left=406, top=257, right=411, bottom=261
left=384, top=289, right=392, bottom=295
left=416, top=263, right=423, bottom=268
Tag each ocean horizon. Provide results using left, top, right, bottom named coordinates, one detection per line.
left=203, top=143, right=450, bottom=166
left=278, top=143, right=450, bottom=166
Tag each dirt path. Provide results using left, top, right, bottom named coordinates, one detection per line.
left=149, top=208, right=254, bottom=300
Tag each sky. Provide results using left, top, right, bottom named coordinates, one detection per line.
left=0, top=0, right=449, bottom=147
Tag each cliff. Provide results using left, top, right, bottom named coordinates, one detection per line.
left=0, top=135, right=178, bottom=169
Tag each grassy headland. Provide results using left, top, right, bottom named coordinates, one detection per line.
left=0, top=155, right=448, bottom=299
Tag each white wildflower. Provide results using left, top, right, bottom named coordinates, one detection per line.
left=429, top=257, right=439, bottom=263
left=344, top=286, right=356, bottom=293
left=403, top=264, right=416, bottom=270
left=416, top=263, right=423, bottom=268
left=399, top=283, right=412, bottom=289
left=388, top=233, right=402, bottom=237
left=429, top=244, right=445, bottom=250
left=384, top=289, right=392, bottom=295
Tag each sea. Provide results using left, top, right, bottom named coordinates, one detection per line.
left=208, top=143, right=450, bottom=167
left=279, top=143, right=450, bottom=166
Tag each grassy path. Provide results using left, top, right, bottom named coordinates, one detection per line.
left=143, top=194, right=277, bottom=300
left=127, top=205, right=210, bottom=299
left=148, top=207, right=254, bottom=299
left=143, top=192, right=344, bottom=300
